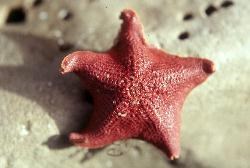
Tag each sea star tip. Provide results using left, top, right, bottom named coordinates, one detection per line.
left=60, top=51, right=83, bottom=74
left=202, top=59, right=216, bottom=74
left=170, top=155, right=180, bottom=161
left=120, top=9, right=137, bottom=21
left=118, top=8, right=146, bottom=48
left=69, top=132, right=89, bottom=145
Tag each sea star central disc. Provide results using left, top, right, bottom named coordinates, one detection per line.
left=60, top=9, right=215, bottom=160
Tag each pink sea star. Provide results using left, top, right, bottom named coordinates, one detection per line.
left=61, top=9, right=215, bottom=160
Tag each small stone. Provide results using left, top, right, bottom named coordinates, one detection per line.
left=39, top=11, right=48, bottom=21
left=58, top=9, right=72, bottom=21
left=53, top=30, right=63, bottom=38
left=19, top=124, right=29, bottom=136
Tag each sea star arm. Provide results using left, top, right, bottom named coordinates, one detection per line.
left=149, top=48, right=215, bottom=93
left=69, top=95, right=137, bottom=148
left=61, top=51, right=125, bottom=88
left=138, top=94, right=186, bottom=160
left=116, top=9, right=146, bottom=48
left=112, top=9, right=151, bottom=73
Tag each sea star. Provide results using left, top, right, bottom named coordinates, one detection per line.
left=60, top=9, right=215, bottom=160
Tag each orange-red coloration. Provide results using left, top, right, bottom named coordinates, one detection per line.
left=61, top=9, right=215, bottom=160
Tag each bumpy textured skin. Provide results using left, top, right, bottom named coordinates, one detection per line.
left=61, top=9, right=215, bottom=160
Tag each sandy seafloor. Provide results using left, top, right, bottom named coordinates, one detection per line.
left=0, top=0, right=250, bottom=168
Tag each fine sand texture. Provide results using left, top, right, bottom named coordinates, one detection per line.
left=0, top=0, right=249, bottom=168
